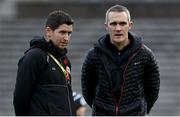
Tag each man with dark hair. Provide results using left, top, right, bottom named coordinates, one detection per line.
left=81, top=5, right=160, bottom=116
left=13, top=10, right=75, bottom=116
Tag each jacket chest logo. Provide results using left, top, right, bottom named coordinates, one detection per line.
left=134, top=61, right=141, bottom=65
left=52, top=67, right=56, bottom=71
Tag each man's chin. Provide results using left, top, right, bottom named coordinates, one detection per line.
left=114, top=38, right=124, bottom=42
left=58, top=45, right=66, bottom=49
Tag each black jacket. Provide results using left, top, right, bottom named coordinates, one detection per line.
left=81, top=32, right=160, bottom=116
left=13, top=36, right=76, bottom=116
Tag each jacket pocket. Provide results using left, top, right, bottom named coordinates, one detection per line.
left=47, top=103, right=69, bottom=116
left=36, top=85, right=72, bottom=115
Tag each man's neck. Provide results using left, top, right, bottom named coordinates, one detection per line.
left=113, top=39, right=130, bottom=51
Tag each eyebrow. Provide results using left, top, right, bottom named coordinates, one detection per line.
left=110, top=21, right=127, bottom=25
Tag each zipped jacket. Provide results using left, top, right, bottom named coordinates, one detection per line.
left=13, top=36, right=75, bottom=116
left=81, top=32, right=160, bottom=116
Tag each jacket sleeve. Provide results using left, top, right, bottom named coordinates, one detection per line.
left=13, top=49, right=46, bottom=115
left=81, top=49, right=97, bottom=107
left=144, top=48, right=160, bottom=114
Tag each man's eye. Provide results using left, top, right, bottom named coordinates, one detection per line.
left=110, top=22, right=117, bottom=26
left=110, top=22, right=127, bottom=26
left=60, top=31, right=66, bottom=34
left=120, top=22, right=127, bottom=26
left=68, top=32, right=72, bottom=36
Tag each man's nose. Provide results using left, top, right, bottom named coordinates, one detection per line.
left=115, top=24, right=122, bottom=31
left=64, top=34, right=70, bottom=41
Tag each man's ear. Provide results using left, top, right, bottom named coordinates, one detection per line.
left=44, top=27, right=52, bottom=41
left=129, top=21, right=133, bottom=30
left=104, top=23, right=108, bottom=31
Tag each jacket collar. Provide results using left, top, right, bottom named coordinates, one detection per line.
left=26, top=36, right=67, bottom=59
left=94, top=32, right=142, bottom=60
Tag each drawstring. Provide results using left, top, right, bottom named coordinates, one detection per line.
left=48, top=53, right=70, bottom=84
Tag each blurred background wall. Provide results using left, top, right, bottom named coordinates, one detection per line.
left=0, top=0, right=180, bottom=115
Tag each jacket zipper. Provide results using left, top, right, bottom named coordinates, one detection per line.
left=116, top=106, right=119, bottom=115
left=48, top=53, right=73, bottom=115
left=66, top=86, right=72, bottom=115
left=112, top=54, right=135, bottom=115
left=114, top=45, right=143, bottom=115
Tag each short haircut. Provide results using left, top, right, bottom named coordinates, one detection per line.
left=45, top=10, right=74, bottom=30
left=105, top=5, right=131, bottom=23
